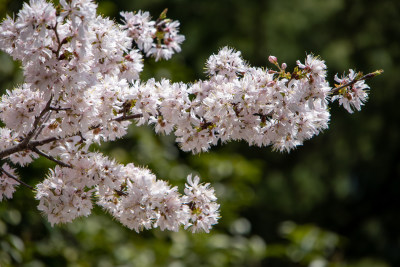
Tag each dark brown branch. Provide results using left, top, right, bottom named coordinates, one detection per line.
left=49, top=106, right=71, bottom=111
left=51, top=22, right=67, bottom=58
left=330, top=70, right=383, bottom=95
left=0, top=145, right=26, bottom=160
left=0, top=111, right=144, bottom=160
left=0, top=95, right=53, bottom=159
left=113, top=113, right=143, bottom=122
left=31, top=147, right=72, bottom=168
left=0, top=167, right=35, bottom=191
left=29, top=136, right=59, bottom=148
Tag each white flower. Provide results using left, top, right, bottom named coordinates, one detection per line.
left=0, top=163, right=19, bottom=201
left=297, top=54, right=327, bottom=78
left=0, top=128, right=19, bottom=151
left=9, top=150, right=39, bottom=166
left=0, top=16, right=19, bottom=55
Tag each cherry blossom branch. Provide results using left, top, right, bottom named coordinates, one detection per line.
left=0, top=0, right=381, bottom=232
left=0, top=166, right=35, bottom=191
left=331, top=70, right=383, bottom=95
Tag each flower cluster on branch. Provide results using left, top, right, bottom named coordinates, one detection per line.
left=0, top=0, right=380, bottom=232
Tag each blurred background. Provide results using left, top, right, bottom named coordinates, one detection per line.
left=0, top=0, right=399, bottom=266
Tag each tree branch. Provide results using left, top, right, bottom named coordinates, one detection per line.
left=49, top=106, right=71, bottom=111
left=52, top=22, right=67, bottom=58
left=113, top=113, right=143, bottom=122
left=31, top=147, right=72, bottom=168
left=0, top=167, right=35, bottom=191
left=0, top=111, right=144, bottom=160
left=34, top=110, right=53, bottom=139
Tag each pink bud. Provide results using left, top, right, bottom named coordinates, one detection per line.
left=268, top=56, right=277, bottom=64
left=281, top=63, right=287, bottom=70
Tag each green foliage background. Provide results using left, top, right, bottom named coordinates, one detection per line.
left=0, top=0, right=399, bottom=266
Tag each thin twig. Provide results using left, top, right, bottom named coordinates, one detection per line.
left=0, top=167, right=36, bottom=191
left=31, top=147, right=72, bottom=168
left=34, top=109, right=53, bottom=139
left=52, top=22, right=66, bottom=58
left=331, top=70, right=383, bottom=95
left=20, top=94, right=53, bottom=146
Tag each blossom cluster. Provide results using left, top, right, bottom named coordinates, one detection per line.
left=35, top=150, right=218, bottom=232
left=129, top=49, right=333, bottom=153
left=0, top=0, right=375, bottom=232
left=121, top=9, right=185, bottom=61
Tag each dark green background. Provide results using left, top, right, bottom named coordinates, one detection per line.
left=0, top=0, right=399, bottom=266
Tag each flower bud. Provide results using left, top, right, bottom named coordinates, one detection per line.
left=281, top=63, right=287, bottom=70
left=268, top=56, right=277, bottom=64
